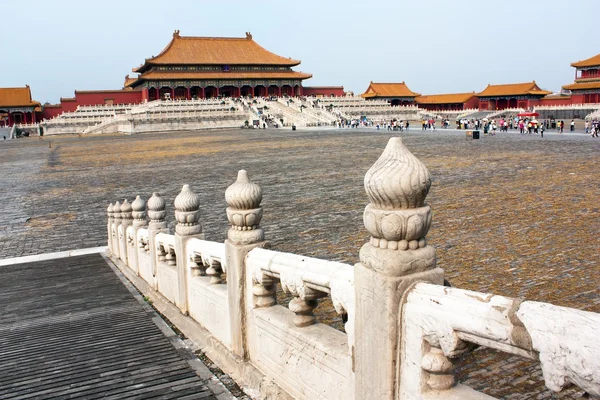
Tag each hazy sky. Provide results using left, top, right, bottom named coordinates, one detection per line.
left=2, top=0, right=598, bottom=103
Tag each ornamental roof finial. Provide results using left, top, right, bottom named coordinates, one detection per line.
left=173, top=29, right=180, bottom=38
left=246, top=32, right=252, bottom=40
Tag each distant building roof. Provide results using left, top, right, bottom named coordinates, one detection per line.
left=133, top=31, right=301, bottom=73
left=562, top=81, right=600, bottom=91
left=571, top=53, right=600, bottom=68
left=0, top=86, right=40, bottom=108
left=416, top=92, right=476, bottom=105
left=477, top=82, right=551, bottom=97
left=361, top=82, right=420, bottom=98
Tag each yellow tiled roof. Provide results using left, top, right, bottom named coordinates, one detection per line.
left=137, top=70, right=312, bottom=81
left=416, top=92, right=476, bottom=104
left=361, top=82, right=420, bottom=98
left=134, top=31, right=300, bottom=73
left=477, top=82, right=551, bottom=97
left=571, top=53, right=600, bottom=68
left=0, top=86, right=40, bottom=108
left=562, top=81, right=600, bottom=90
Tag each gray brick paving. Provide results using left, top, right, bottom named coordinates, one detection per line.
left=1, top=127, right=598, bottom=399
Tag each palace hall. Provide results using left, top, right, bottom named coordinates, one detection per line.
left=562, top=53, right=600, bottom=104
left=124, top=31, right=312, bottom=101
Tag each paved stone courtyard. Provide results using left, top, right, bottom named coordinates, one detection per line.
left=1, top=128, right=598, bottom=399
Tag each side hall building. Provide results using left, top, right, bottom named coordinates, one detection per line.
left=361, top=82, right=420, bottom=105
left=477, top=82, right=551, bottom=110
left=0, top=86, right=41, bottom=126
left=125, top=31, right=312, bottom=100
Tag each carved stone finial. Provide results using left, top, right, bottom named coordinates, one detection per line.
left=107, top=203, right=114, bottom=219
left=113, top=201, right=122, bottom=221
left=147, top=192, right=167, bottom=230
left=121, top=199, right=133, bottom=222
left=174, top=184, right=202, bottom=235
left=131, top=195, right=147, bottom=227
left=364, top=137, right=431, bottom=209
left=360, top=137, right=436, bottom=275
left=226, top=170, right=264, bottom=244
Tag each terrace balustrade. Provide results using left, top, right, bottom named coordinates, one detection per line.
left=106, top=137, right=599, bottom=399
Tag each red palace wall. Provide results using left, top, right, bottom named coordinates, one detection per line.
left=42, top=90, right=143, bottom=120
left=302, top=86, right=345, bottom=97
left=74, top=90, right=142, bottom=106
left=42, top=105, right=64, bottom=120
left=538, top=97, right=573, bottom=107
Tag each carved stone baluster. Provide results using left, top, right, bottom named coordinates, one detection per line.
left=206, top=260, right=223, bottom=284
left=421, top=341, right=456, bottom=391
left=252, top=275, right=276, bottom=308
left=289, top=287, right=326, bottom=328
left=166, top=247, right=177, bottom=266
left=189, top=254, right=206, bottom=277
left=157, top=245, right=167, bottom=263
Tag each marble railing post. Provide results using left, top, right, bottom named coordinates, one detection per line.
left=354, top=137, right=444, bottom=399
left=173, top=185, right=204, bottom=314
left=128, top=195, right=147, bottom=275
left=118, top=199, right=133, bottom=266
left=106, top=203, right=114, bottom=256
left=224, top=170, right=267, bottom=359
left=111, top=201, right=122, bottom=260
left=147, top=192, right=168, bottom=290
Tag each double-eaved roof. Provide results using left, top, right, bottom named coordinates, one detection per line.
left=477, top=81, right=551, bottom=97
left=133, top=31, right=301, bottom=73
left=126, top=31, right=312, bottom=89
left=0, top=86, right=40, bottom=108
left=361, top=82, right=420, bottom=98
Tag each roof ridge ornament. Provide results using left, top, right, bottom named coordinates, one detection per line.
left=245, top=32, right=252, bottom=40
left=173, top=29, right=180, bottom=38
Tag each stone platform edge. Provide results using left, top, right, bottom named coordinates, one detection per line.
left=0, top=246, right=107, bottom=267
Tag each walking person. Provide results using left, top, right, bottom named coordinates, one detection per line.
left=570, top=119, right=575, bottom=132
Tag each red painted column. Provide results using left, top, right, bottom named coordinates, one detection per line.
left=32, top=111, right=36, bottom=124
left=187, top=87, right=191, bottom=100
left=170, top=88, right=174, bottom=100
left=298, top=86, right=303, bottom=96
left=200, top=87, right=205, bottom=99
left=278, top=86, right=282, bottom=97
